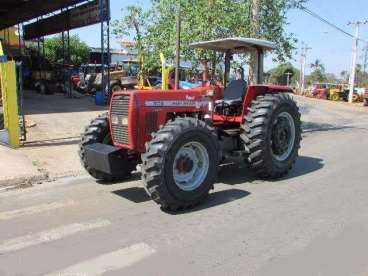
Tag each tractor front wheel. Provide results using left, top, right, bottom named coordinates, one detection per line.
left=330, top=93, right=340, bottom=101
left=79, top=112, right=135, bottom=181
left=142, top=117, right=219, bottom=211
left=241, top=94, right=301, bottom=179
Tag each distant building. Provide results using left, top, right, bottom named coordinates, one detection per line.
left=89, top=42, right=138, bottom=65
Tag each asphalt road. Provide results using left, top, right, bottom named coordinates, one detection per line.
left=1, top=96, right=368, bottom=276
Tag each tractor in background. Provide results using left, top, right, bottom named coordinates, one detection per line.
left=328, top=84, right=348, bottom=101
left=79, top=38, right=301, bottom=211
left=310, top=83, right=347, bottom=101
left=363, top=88, right=368, bottom=106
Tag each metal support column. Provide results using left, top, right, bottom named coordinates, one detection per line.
left=100, top=0, right=111, bottom=102
left=67, top=28, right=72, bottom=98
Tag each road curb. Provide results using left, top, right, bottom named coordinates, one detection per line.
left=0, top=173, right=48, bottom=189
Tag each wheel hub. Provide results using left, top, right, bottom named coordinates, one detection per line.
left=176, top=155, right=194, bottom=173
left=173, top=141, right=209, bottom=191
left=271, top=112, right=296, bottom=161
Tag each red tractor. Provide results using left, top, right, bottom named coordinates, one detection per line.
left=79, top=38, right=301, bottom=211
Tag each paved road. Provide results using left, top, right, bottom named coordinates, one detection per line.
left=1, top=96, right=368, bottom=276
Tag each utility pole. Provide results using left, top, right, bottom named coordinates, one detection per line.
left=299, top=43, right=311, bottom=95
left=348, top=21, right=368, bottom=103
left=362, top=44, right=368, bottom=75
left=174, top=7, right=181, bottom=90
left=285, top=72, right=292, bottom=86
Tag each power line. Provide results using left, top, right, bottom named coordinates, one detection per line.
left=299, top=6, right=367, bottom=43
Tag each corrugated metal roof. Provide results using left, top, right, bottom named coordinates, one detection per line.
left=0, top=0, right=85, bottom=30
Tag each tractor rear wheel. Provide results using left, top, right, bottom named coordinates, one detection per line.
left=241, top=94, right=301, bottom=179
left=110, top=83, right=122, bottom=94
left=79, top=112, right=135, bottom=181
left=142, top=117, right=219, bottom=211
left=352, top=93, right=360, bottom=102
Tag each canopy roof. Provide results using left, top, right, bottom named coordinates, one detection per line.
left=0, top=0, right=85, bottom=30
left=189, top=37, right=276, bottom=53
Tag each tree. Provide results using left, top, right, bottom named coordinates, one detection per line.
left=121, top=0, right=306, bottom=74
left=310, top=59, right=325, bottom=72
left=353, top=64, right=368, bottom=87
left=40, top=35, right=90, bottom=66
left=268, top=62, right=300, bottom=85
left=112, top=5, right=152, bottom=59
left=307, top=59, right=327, bottom=83
left=112, top=5, right=154, bottom=78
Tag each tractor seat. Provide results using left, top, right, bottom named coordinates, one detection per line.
left=215, top=98, right=243, bottom=106
left=215, top=79, right=247, bottom=106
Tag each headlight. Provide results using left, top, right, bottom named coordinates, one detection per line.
left=111, top=115, right=119, bottom=125
left=111, top=115, right=128, bottom=125
left=121, top=117, right=128, bottom=125
left=206, top=89, right=215, bottom=97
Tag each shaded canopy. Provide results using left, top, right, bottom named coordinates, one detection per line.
left=0, top=0, right=85, bottom=30
left=189, top=37, right=276, bottom=53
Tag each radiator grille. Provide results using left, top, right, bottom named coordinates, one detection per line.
left=111, top=95, right=130, bottom=145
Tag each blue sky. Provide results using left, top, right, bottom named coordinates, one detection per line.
left=71, top=0, right=368, bottom=75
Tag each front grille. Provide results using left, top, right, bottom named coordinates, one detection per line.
left=111, top=95, right=130, bottom=145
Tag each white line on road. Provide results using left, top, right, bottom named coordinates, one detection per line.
left=0, top=219, right=111, bottom=254
left=45, top=243, right=156, bottom=276
left=0, top=200, right=76, bottom=221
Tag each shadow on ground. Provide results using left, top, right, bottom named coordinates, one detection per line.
left=302, top=121, right=356, bottom=134
left=106, top=155, right=323, bottom=212
left=112, top=187, right=151, bottom=203
left=97, top=172, right=141, bottom=185
left=218, top=155, right=324, bottom=185
left=282, top=155, right=324, bottom=180
left=166, top=189, right=251, bottom=215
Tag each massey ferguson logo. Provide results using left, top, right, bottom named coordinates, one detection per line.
left=145, top=100, right=208, bottom=108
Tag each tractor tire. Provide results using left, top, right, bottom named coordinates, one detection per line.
left=352, top=93, right=360, bottom=102
left=241, top=94, right=301, bottom=179
left=142, top=117, right=219, bottom=211
left=110, top=83, right=122, bottom=94
left=330, top=93, right=340, bottom=101
left=79, top=112, right=135, bottom=181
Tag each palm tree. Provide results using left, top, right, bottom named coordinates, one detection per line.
left=310, top=59, right=325, bottom=72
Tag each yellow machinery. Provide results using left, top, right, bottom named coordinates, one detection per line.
left=0, top=42, right=20, bottom=147
left=135, top=53, right=173, bottom=90
left=136, top=55, right=152, bottom=90
left=160, top=53, right=172, bottom=90
left=0, top=27, right=21, bottom=48
left=328, top=84, right=348, bottom=101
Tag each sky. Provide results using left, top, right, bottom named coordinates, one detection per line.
left=71, top=0, right=368, bottom=76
